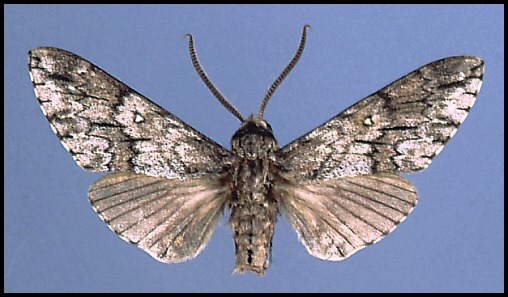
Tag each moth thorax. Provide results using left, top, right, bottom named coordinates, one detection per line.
left=231, top=117, right=278, bottom=160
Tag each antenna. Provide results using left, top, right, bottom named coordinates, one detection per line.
left=258, top=24, right=311, bottom=118
left=184, top=25, right=311, bottom=122
left=184, top=33, right=245, bottom=122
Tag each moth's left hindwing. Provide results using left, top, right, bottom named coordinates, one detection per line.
left=28, top=47, right=232, bottom=179
left=88, top=172, right=228, bottom=263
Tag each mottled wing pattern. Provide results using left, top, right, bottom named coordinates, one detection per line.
left=275, top=172, right=417, bottom=260
left=275, top=56, right=483, bottom=260
left=277, top=56, right=484, bottom=179
left=28, top=47, right=232, bottom=178
left=89, top=172, right=229, bottom=262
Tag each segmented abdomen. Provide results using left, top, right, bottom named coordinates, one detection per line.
left=229, top=158, right=278, bottom=275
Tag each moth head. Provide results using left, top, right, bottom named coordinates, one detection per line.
left=235, top=114, right=274, bottom=135
left=231, top=114, right=277, bottom=160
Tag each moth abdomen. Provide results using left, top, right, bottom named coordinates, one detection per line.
left=228, top=155, right=279, bottom=275
left=229, top=199, right=278, bottom=275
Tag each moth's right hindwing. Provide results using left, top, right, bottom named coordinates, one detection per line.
left=275, top=172, right=417, bottom=260
left=28, top=47, right=232, bottom=179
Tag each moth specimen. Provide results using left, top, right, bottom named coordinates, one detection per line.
left=29, top=25, right=483, bottom=275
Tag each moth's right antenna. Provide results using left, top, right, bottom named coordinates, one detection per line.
left=184, top=33, right=245, bottom=122
left=258, top=24, right=311, bottom=118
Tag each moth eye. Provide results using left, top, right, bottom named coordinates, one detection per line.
left=265, top=122, right=272, bottom=131
left=363, top=115, right=375, bottom=126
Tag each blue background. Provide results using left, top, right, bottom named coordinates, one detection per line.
left=5, top=4, right=503, bottom=292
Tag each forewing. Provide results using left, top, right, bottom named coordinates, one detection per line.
left=277, top=56, right=483, bottom=179
left=89, top=172, right=229, bottom=263
left=275, top=173, right=417, bottom=260
left=29, top=47, right=232, bottom=178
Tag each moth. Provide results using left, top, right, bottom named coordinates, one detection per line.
left=28, top=25, right=483, bottom=275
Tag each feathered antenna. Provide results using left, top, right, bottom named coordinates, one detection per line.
left=184, top=33, right=245, bottom=122
left=185, top=25, right=311, bottom=122
left=258, top=24, right=311, bottom=118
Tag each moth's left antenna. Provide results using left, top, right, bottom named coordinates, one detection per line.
left=184, top=34, right=245, bottom=122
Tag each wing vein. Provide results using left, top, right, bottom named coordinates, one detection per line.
left=117, top=186, right=212, bottom=238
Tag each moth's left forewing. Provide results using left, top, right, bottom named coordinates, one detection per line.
left=29, top=47, right=232, bottom=178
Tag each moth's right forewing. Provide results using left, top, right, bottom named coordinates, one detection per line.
left=89, top=172, right=229, bottom=263
left=277, top=56, right=484, bottom=179
left=29, top=47, right=232, bottom=178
